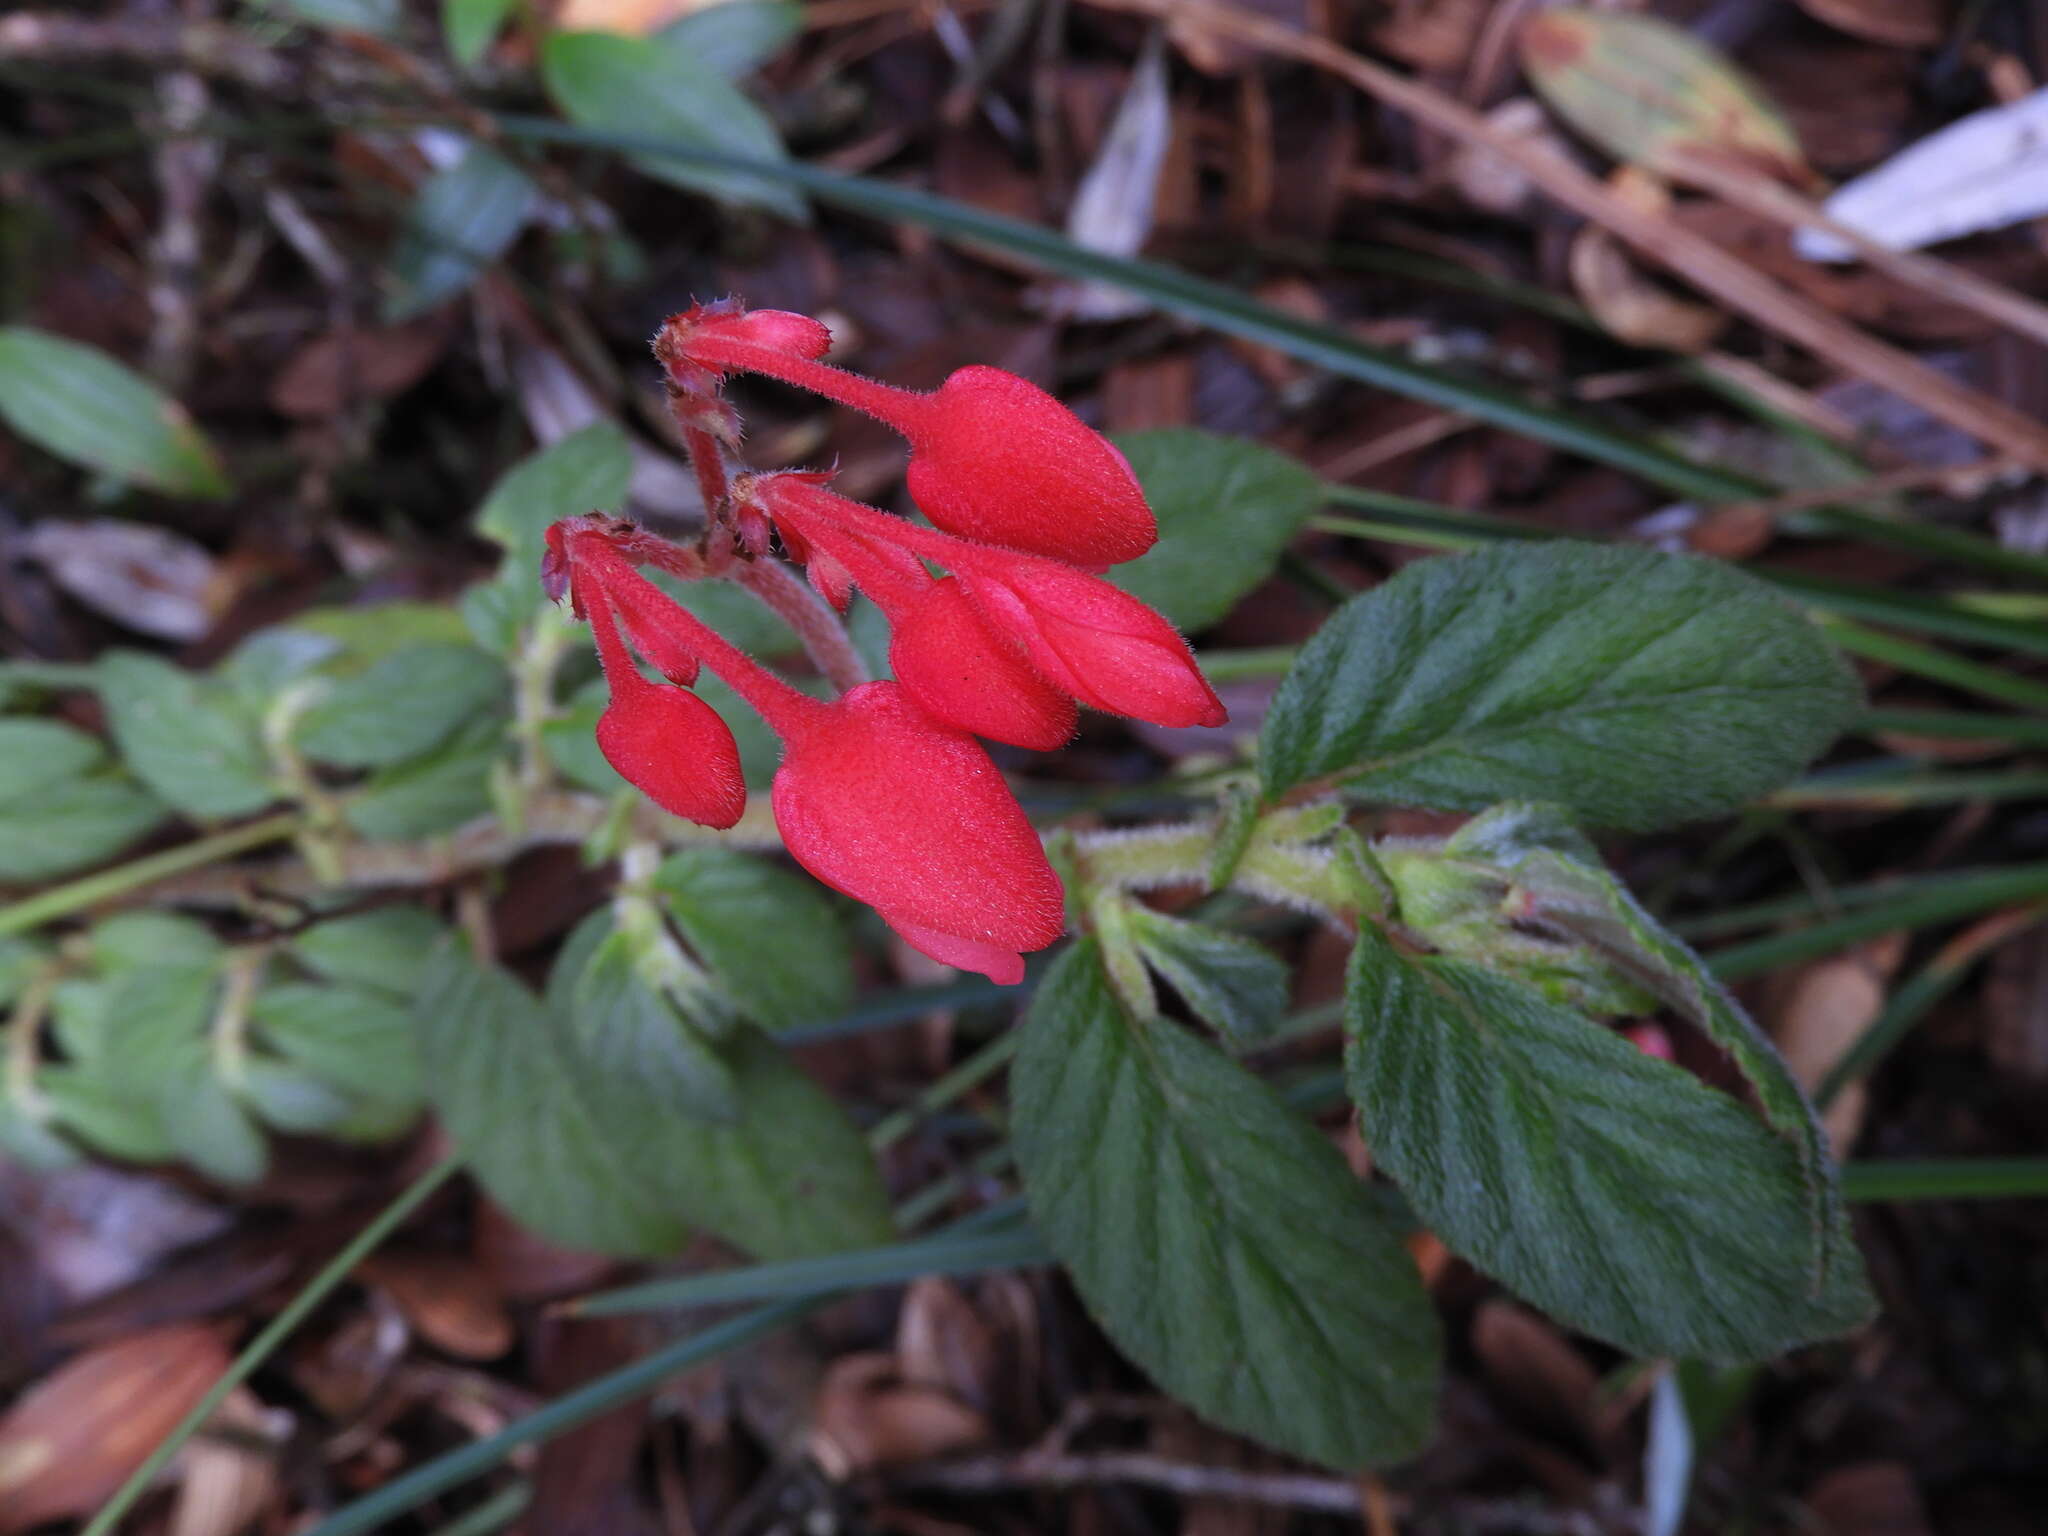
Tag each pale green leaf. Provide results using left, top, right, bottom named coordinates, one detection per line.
left=385, top=145, right=535, bottom=321
left=0, top=779, right=166, bottom=881
left=442, top=0, right=516, bottom=68
left=294, top=642, right=508, bottom=768
left=98, top=651, right=275, bottom=820
left=1121, top=906, right=1290, bottom=1046
left=655, top=848, right=854, bottom=1031
left=654, top=1, right=801, bottom=80
left=541, top=30, right=806, bottom=219
left=0, top=327, right=229, bottom=497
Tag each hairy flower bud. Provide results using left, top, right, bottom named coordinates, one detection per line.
left=770, top=682, right=1066, bottom=984
left=906, top=367, right=1155, bottom=568
left=888, top=576, right=1079, bottom=751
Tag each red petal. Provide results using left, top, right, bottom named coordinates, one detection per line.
left=769, top=681, right=1065, bottom=962
left=906, top=367, right=1156, bottom=567
left=960, top=558, right=1226, bottom=730
left=886, top=919, right=1027, bottom=985
left=597, top=680, right=746, bottom=829
left=891, top=577, right=1077, bottom=750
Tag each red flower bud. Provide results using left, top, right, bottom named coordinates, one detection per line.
left=664, top=308, right=1157, bottom=568
left=889, top=576, right=1078, bottom=751
left=956, top=550, right=1227, bottom=730
left=905, top=367, right=1155, bottom=568
left=596, top=676, right=746, bottom=829
left=770, top=681, right=1066, bottom=984
left=580, top=577, right=744, bottom=829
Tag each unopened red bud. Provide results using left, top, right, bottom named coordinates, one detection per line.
left=907, top=367, right=1156, bottom=568
left=770, top=681, right=1065, bottom=985
left=890, top=577, right=1078, bottom=751
left=958, top=555, right=1227, bottom=730
left=597, top=679, right=745, bottom=829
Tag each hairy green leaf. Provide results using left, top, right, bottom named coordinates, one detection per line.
left=1344, top=924, right=1874, bottom=1360
left=289, top=906, right=447, bottom=998
left=253, top=982, right=423, bottom=1106
left=0, top=718, right=106, bottom=802
left=1120, top=905, right=1290, bottom=1046
left=1014, top=941, right=1440, bottom=1469
left=1260, top=545, right=1860, bottom=829
left=0, top=779, right=166, bottom=882
left=655, top=849, right=854, bottom=1031
left=343, top=717, right=502, bottom=841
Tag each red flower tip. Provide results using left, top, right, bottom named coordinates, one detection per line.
left=890, top=576, right=1079, bottom=750
left=657, top=302, right=834, bottom=387
left=540, top=523, right=573, bottom=607
left=906, top=367, right=1157, bottom=568
left=770, top=681, right=1066, bottom=984
left=958, top=553, right=1227, bottom=730
left=597, top=676, right=746, bottom=830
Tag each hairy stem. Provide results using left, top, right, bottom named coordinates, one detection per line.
left=731, top=558, right=871, bottom=693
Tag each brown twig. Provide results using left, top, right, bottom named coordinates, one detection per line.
left=1670, top=151, right=2048, bottom=356
left=886, top=1451, right=1615, bottom=1533
left=1083, top=0, right=2048, bottom=476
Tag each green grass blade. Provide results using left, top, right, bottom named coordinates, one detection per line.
left=487, top=115, right=1749, bottom=504
left=568, top=1205, right=1047, bottom=1316
left=1841, top=1159, right=2048, bottom=1202
left=1856, top=708, right=2048, bottom=747
left=84, top=1156, right=463, bottom=1536
left=1818, top=619, right=2048, bottom=714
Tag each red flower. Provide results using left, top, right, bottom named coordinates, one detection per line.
left=749, top=477, right=1225, bottom=738
left=770, top=682, right=1067, bottom=985
left=551, top=521, right=1067, bottom=984
left=571, top=553, right=744, bottom=830
left=658, top=307, right=1156, bottom=567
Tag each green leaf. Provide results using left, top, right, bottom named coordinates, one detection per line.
left=98, top=651, right=276, bottom=820
left=1111, top=430, right=1324, bottom=631
left=1013, top=941, right=1440, bottom=1469
left=385, top=145, right=535, bottom=322
left=294, top=643, right=508, bottom=768
left=252, top=982, right=423, bottom=1105
left=342, top=717, right=502, bottom=840
left=236, top=1057, right=355, bottom=1133
left=570, top=928, right=742, bottom=1123
left=289, top=905, right=447, bottom=998
left=1120, top=906, right=1290, bottom=1047
left=160, top=1046, right=269, bottom=1184
left=1440, top=803, right=1842, bottom=1277
left=654, top=1, right=802, bottom=79
left=0, top=327, right=229, bottom=497
left=40, top=1067, right=175, bottom=1162
left=1344, top=924, right=1874, bottom=1361
left=442, top=0, right=515, bottom=68
left=1520, top=8, right=1808, bottom=184
left=0, top=718, right=106, bottom=802
left=654, top=849, right=854, bottom=1031
left=541, top=31, right=806, bottom=220
left=1259, top=545, right=1861, bottom=830
left=0, top=1098, right=76, bottom=1172
left=0, top=779, right=166, bottom=882
left=91, top=911, right=222, bottom=973
left=420, top=944, right=894, bottom=1259
left=279, top=604, right=474, bottom=669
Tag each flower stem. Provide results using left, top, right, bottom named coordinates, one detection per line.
left=731, top=558, right=871, bottom=693
left=685, top=334, right=931, bottom=434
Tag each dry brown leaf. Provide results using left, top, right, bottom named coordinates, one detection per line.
left=359, top=1250, right=514, bottom=1361
left=269, top=322, right=449, bottom=418
left=0, top=1322, right=231, bottom=1534
left=1803, top=1460, right=1933, bottom=1536
left=1470, top=1300, right=1605, bottom=1453
left=1569, top=222, right=1728, bottom=352
left=1795, top=0, right=1951, bottom=49
left=19, top=518, right=220, bottom=643
left=167, top=1389, right=283, bottom=1536
left=1771, top=939, right=1905, bottom=1156
left=809, top=1353, right=989, bottom=1478
left=896, top=1278, right=999, bottom=1414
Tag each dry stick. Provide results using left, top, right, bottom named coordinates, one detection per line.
left=1671, top=151, right=2048, bottom=356
left=1083, top=0, right=2048, bottom=476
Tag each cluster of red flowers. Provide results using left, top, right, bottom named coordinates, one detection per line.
left=544, top=301, right=1225, bottom=985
